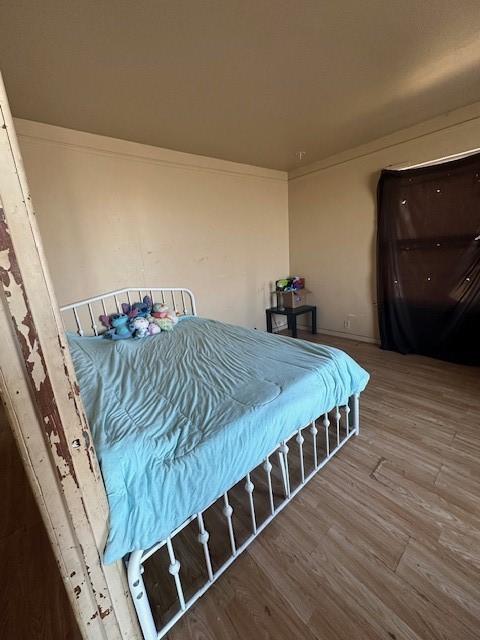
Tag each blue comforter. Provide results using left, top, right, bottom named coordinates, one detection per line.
left=68, top=317, right=369, bottom=563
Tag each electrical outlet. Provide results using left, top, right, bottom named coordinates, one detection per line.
left=344, top=319, right=351, bottom=329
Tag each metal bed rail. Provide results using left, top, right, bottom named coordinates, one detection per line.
left=60, top=287, right=197, bottom=335
left=59, top=287, right=361, bottom=640
left=127, top=394, right=361, bottom=640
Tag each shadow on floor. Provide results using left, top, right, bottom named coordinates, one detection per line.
left=0, top=402, right=82, bottom=640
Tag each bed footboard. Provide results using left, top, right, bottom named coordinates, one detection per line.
left=127, top=393, right=361, bottom=640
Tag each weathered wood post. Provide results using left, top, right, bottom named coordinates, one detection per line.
left=0, top=72, right=141, bottom=639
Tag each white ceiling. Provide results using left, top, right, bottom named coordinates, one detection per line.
left=1, top=0, right=480, bottom=170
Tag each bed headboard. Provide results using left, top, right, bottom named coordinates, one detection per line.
left=60, top=287, right=197, bottom=336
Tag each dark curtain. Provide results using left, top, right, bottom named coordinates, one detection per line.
left=377, top=153, right=480, bottom=365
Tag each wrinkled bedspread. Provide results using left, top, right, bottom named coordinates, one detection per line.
left=68, top=317, right=369, bottom=563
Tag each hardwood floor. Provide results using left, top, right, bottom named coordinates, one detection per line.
left=2, top=335, right=479, bottom=639
left=0, top=403, right=81, bottom=640
left=165, top=333, right=480, bottom=640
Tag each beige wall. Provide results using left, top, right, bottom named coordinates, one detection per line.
left=16, top=99, right=480, bottom=341
left=288, top=101, right=480, bottom=342
left=15, top=119, right=289, bottom=330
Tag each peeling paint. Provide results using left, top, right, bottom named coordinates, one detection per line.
left=82, top=430, right=90, bottom=447
left=81, top=429, right=96, bottom=474
left=0, top=136, right=136, bottom=633
left=27, top=339, right=45, bottom=390
left=0, top=248, right=8, bottom=272
left=56, top=465, right=66, bottom=482
left=0, top=247, right=45, bottom=389
left=0, top=207, right=79, bottom=486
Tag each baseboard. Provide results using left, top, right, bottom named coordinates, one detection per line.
left=319, top=328, right=379, bottom=344
left=296, top=323, right=379, bottom=344
left=267, top=318, right=379, bottom=344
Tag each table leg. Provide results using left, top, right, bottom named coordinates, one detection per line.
left=266, top=311, right=273, bottom=333
left=291, top=314, right=297, bottom=338
left=311, top=307, right=317, bottom=334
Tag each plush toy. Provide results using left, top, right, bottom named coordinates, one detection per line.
left=99, top=314, right=113, bottom=330
left=100, top=314, right=133, bottom=340
left=148, top=303, right=179, bottom=332
left=151, top=302, right=168, bottom=319
left=130, top=316, right=162, bottom=338
left=121, top=296, right=152, bottom=319
left=151, top=303, right=179, bottom=325
left=113, top=315, right=132, bottom=337
left=132, top=296, right=152, bottom=318
left=120, top=303, right=138, bottom=320
left=148, top=314, right=172, bottom=331
left=131, top=316, right=150, bottom=338
left=157, top=317, right=174, bottom=331
left=100, top=296, right=177, bottom=339
left=148, top=322, right=161, bottom=336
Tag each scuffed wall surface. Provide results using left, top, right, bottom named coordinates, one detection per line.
left=16, top=120, right=289, bottom=330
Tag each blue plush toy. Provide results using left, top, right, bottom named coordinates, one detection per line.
left=99, top=313, right=132, bottom=340
left=121, top=296, right=152, bottom=320
left=112, top=315, right=131, bottom=337
left=99, top=296, right=154, bottom=340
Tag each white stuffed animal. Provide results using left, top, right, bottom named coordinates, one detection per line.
left=131, top=316, right=150, bottom=338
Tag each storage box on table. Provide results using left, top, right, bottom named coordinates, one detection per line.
left=277, top=288, right=309, bottom=308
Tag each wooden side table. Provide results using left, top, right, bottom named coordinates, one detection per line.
left=266, top=305, right=317, bottom=339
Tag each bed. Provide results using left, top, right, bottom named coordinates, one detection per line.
left=61, top=287, right=369, bottom=640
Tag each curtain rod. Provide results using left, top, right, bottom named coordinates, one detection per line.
left=389, top=147, right=480, bottom=171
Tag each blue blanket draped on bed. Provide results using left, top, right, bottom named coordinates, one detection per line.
left=68, top=317, right=369, bottom=564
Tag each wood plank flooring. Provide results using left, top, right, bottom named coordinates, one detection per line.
left=166, top=333, right=480, bottom=640
left=1, top=334, right=479, bottom=639
left=0, top=403, right=81, bottom=640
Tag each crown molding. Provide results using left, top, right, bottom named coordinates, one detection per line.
left=288, top=100, right=480, bottom=181
left=14, top=118, right=287, bottom=183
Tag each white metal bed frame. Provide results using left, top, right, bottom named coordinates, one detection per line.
left=61, top=287, right=361, bottom=640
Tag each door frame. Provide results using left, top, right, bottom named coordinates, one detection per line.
left=0, top=72, right=141, bottom=640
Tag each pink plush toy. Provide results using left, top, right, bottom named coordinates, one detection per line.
left=148, top=322, right=161, bottom=335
